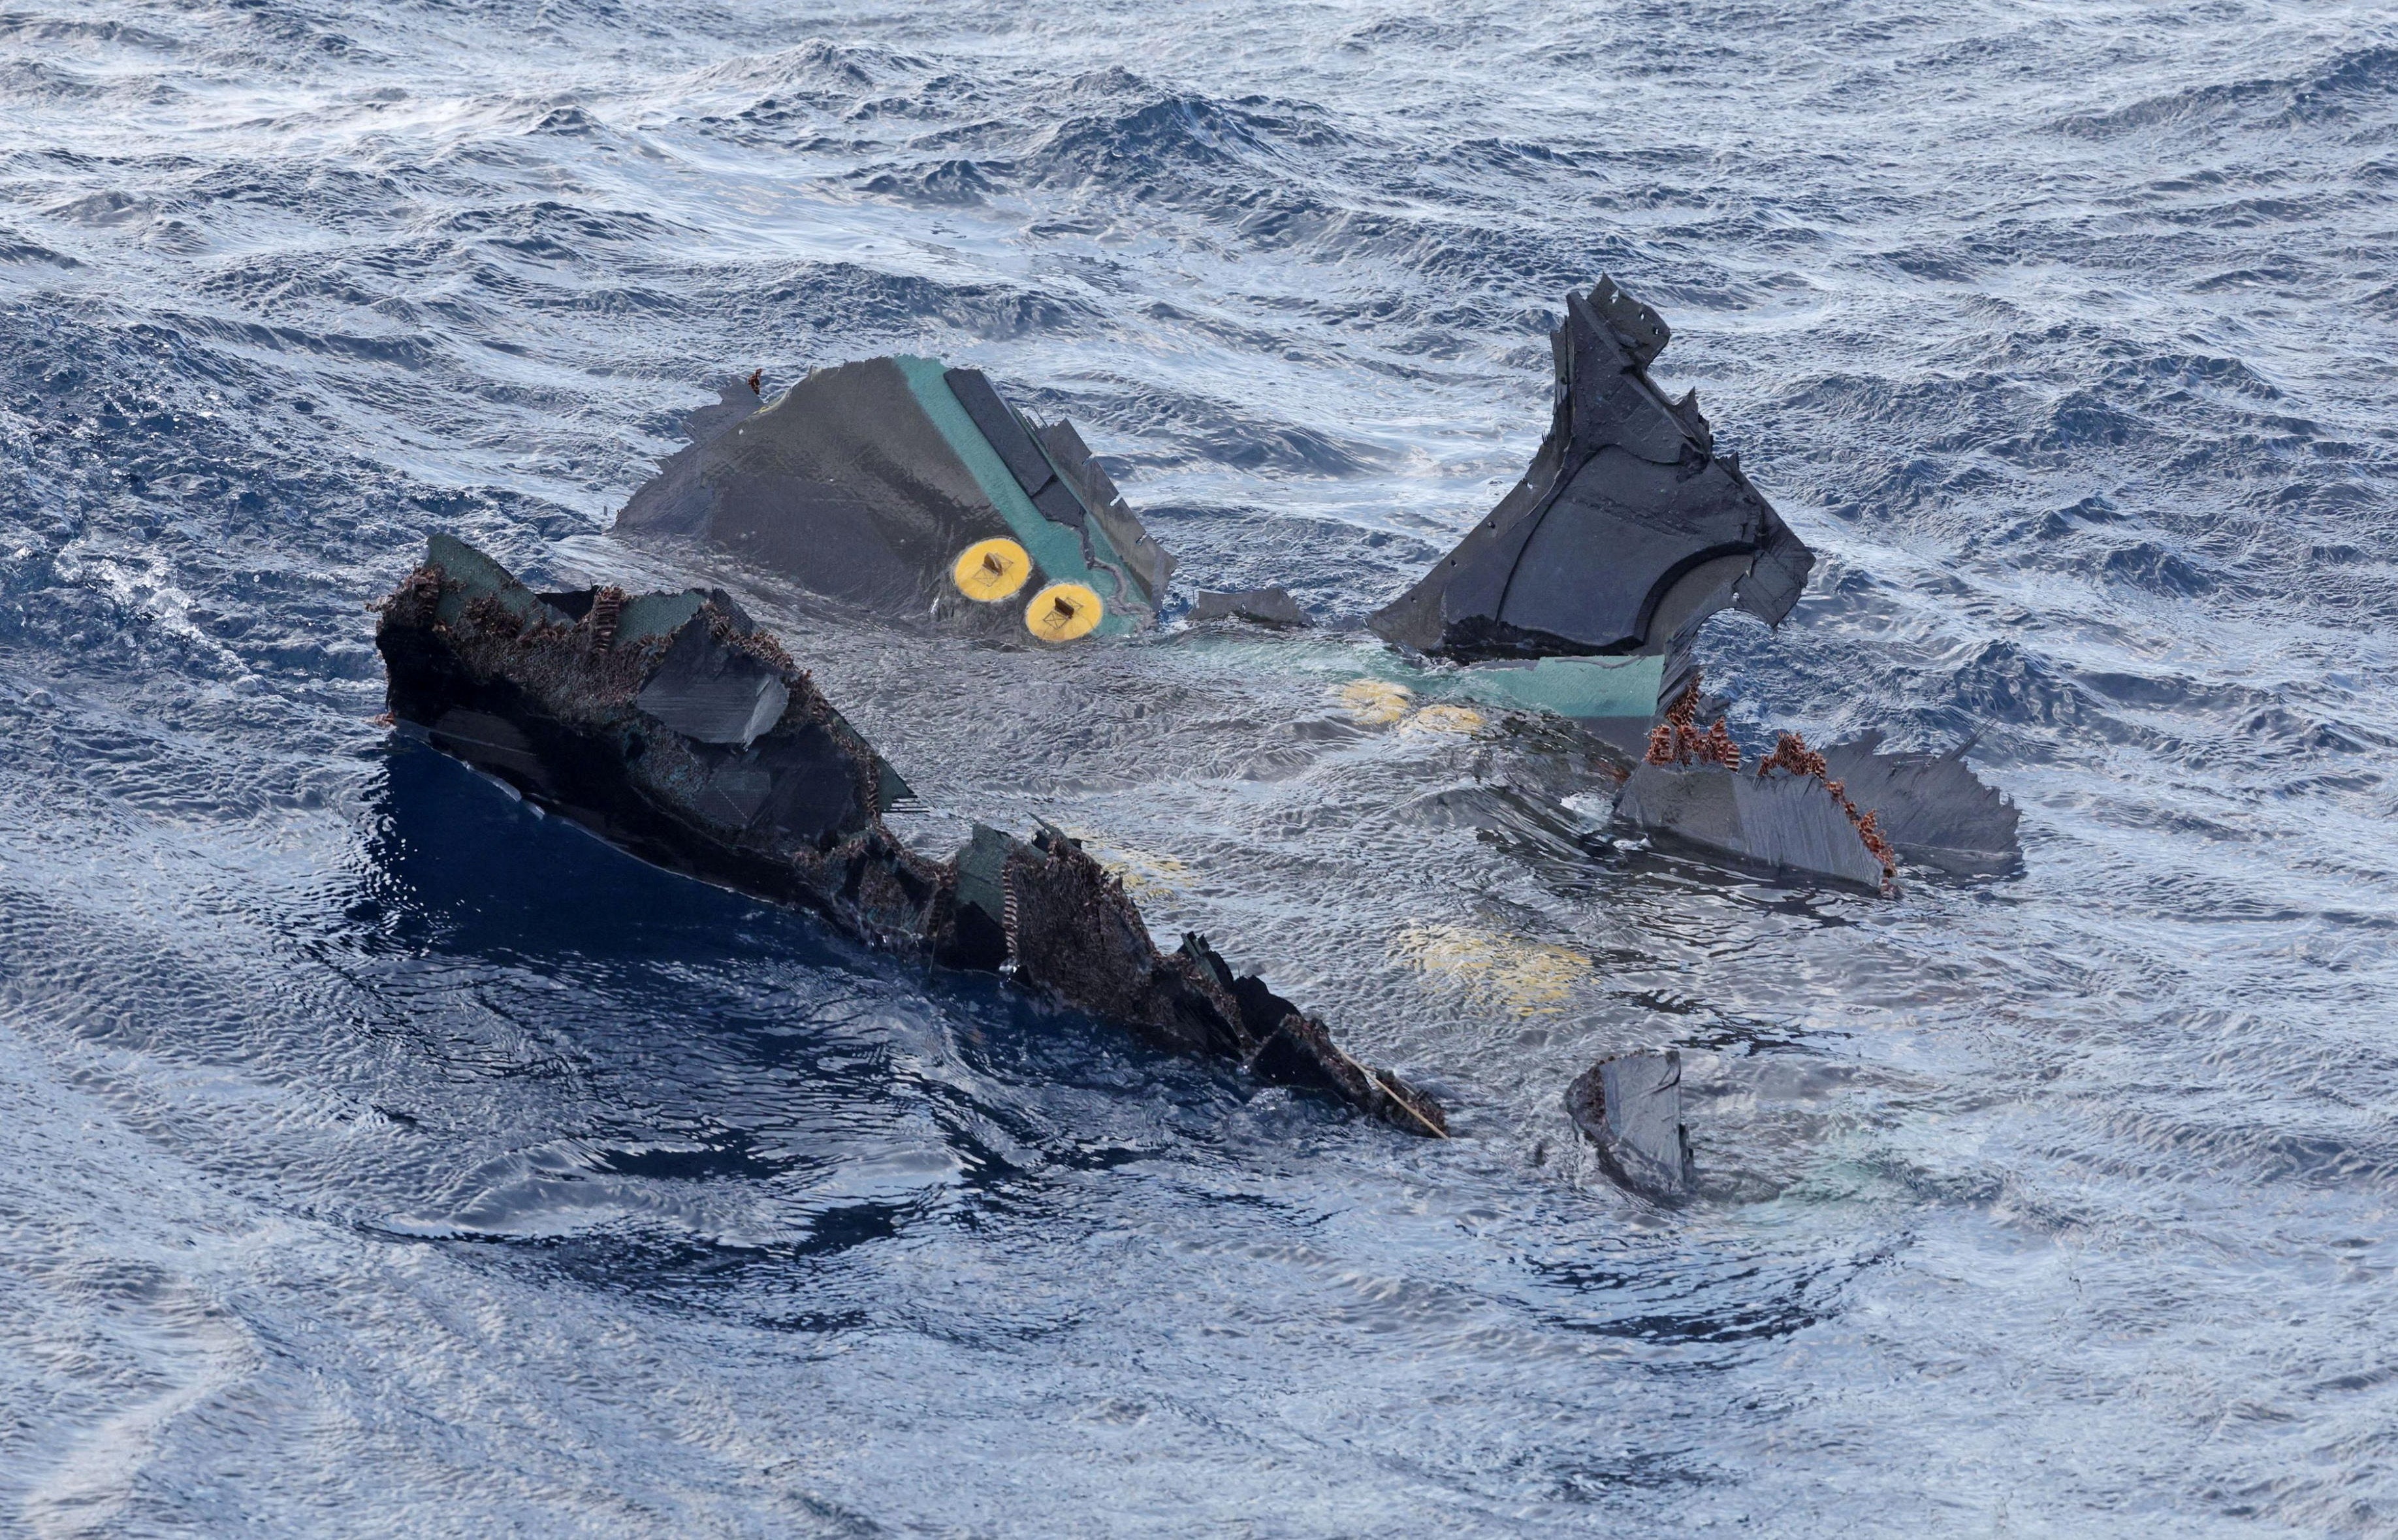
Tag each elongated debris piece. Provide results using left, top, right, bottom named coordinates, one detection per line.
left=375, top=534, right=1445, bottom=1137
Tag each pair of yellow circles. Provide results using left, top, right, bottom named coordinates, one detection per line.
left=951, top=537, right=1102, bottom=642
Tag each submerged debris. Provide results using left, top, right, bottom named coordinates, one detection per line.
left=1820, top=731, right=2021, bottom=879
left=1615, top=674, right=2021, bottom=890
left=1189, top=586, right=1311, bottom=629
left=1619, top=754, right=1894, bottom=891
left=1565, top=1050, right=1696, bottom=1200
left=376, top=534, right=1443, bottom=1137
left=1756, top=730, right=1899, bottom=884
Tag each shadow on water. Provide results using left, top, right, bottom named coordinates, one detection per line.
left=347, top=738, right=1304, bottom=1260
left=351, top=734, right=854, bottom=967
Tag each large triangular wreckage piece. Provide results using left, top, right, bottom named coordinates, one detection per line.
left=615, top=356, right=1172, bottom=643
left=1367, top=278, right=1813, bottom=662
left=375, top=536, right=1448, bottom=1138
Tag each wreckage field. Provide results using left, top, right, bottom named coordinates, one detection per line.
left=7, top=0, right=2398, bottom=1533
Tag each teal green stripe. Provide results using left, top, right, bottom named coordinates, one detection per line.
left=1459, top=655, right=1664, bottom=720
left=891, top=355, right=1134, bottom=637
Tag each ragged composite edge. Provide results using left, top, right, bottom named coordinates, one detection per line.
left=609, top=277, right=1807, bottom=757
left=374, top=534, right=1448, bottom=1138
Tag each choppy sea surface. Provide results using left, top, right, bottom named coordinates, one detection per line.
left=5, top=1, right=2398, bottom=1533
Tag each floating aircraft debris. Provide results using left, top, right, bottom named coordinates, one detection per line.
left=599, top=276, right=2019, bottom=892
left=1189, top=585, right=1311, bottom=630
left=1565, top=1049, right=1696, bottom=1201
left=613, top=278, right=1805, bottom=754
left=1618, top=675, right=2021, bottom=891
left=1369, top=278, right=1812, bottom=658
left=615, top=360, right=1171, bottom=640
left=375, top=534, right=1446, bottom=1138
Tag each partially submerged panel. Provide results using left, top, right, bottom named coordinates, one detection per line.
left=617, top=361, right=1168, bottom=641
left=1371, top=277, right=1814, bottom=666
left=1565, top=1050, right=1697, bottom=1200
left=1617, top=761, right=1893, bottom=890
left=375, top=535, right=1442, bottom=1137
left=1821, top=731, right=2022, bottom=878
left=1189, top=586, right=1311, bottom=630
left=1452, top=653, right=1667, bottom=756
left=1615, top=680, right=2021, bottom=890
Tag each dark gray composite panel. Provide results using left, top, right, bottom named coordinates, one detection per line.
left=1371, top=277, right=1814, bottom=661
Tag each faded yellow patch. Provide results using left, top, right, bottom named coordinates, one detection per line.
left=1399, top=703, right=1488, bottom=737
left=1392, top=923, right=1590, bottom=1012
left=1062, top=828, right=1192, bottom=901
left=1335, top=677, right=1413, bottom=726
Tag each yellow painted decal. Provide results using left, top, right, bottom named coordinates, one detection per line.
left=953, top=538, right=1032, bottom=602
left=1025, top=582, right=1103, bottom=642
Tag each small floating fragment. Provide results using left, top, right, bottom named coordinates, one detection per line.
left=1190, top=586, right=1311, bottom=630
left=1565, top=1050, right=1696, bottom=1200
left=1618, top=758, right=1893, bottom=890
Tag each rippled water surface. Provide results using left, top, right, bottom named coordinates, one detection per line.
left=5, top=1, right=2398, bottom=1533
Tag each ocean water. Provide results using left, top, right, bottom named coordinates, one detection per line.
left=4, top=0, right=2397, bottom=1533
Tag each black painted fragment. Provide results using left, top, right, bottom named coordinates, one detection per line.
left=615, top=361, right=1168, bottom=624
left=1371, top=276, right=1815, bottom=662
left=1035, top=417, right=1174, bottom=599
left=1616, top=762, right=1891, bottom=890
left=1821, top=732, right=2021, bottom=878
left=945, top=366, right=1069, bottom=511
left=635, top=615, right=790, bottom=747
left=1190, top=586, right=1311, bottom=629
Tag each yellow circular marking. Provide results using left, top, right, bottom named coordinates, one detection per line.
left=953, top=538, right=1031, bottom=602
left=1025, top=581, right=1104, bottom=642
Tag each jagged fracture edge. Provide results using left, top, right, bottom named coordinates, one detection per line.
left=373, top=535, right=1447, bottom=1138
left=1371, top=276, right=1814, bottom=663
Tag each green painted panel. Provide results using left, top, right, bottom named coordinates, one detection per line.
left=1458, top=654, right=1664, bottom=720
left=891, top=355, right=1136, bottom=637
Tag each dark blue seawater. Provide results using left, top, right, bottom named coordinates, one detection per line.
left=5, top=2, right=2397, bottom=1533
